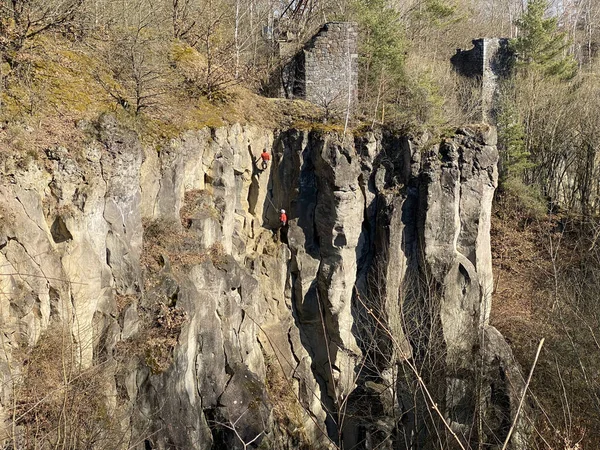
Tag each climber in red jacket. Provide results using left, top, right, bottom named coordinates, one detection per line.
left=260, top=150, right=270, bottom=170
left=279, top=209, right=287, bottom=227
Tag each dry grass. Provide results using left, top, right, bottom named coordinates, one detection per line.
left=263, top=353, right=311, bottom=449
left=491, top=193, right=600, bottom=449
left=491, top=194, right=564, bottom=370
left=144, top=301, right=188, bottom=374
left=143, top=187, right=231, bottom=272
left=115, top=294, right=136, bottom=314
left=131, top=196, right=228, bottom=375
left=207, top=242, right=228, bottom=269
left=142, top=219, right=229, bottom=271
left=141, top=218, right=208, bottom=270
left=11, top=325, right=124, bottom=449
left=0, top=32, right=328, bottom=164
left=179, top=189, right=219, bottom=226
left=114, top=299, right=188, bottom=375
left=289, top=119, right=346, bottom=133
left=491, top=208, right=552, bottom=340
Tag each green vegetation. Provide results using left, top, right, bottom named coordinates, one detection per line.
left=511, top=0, right=577, bottom=80
left=349, top=0, right=460, bottom=130
left=351, top=0, right=407, bottom=120
left=0, top=0, right=588, bottom=151
left=494, top=0, right=599, bottom=218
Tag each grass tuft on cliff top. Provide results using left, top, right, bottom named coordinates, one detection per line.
left=0, top=33, right=326, bottom=155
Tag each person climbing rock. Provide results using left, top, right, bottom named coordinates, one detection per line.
left=260, top=150, right=270, bottom=170
left=279, top=209, right=287, bottom=227
left=277, top=209, right=288, bottom=244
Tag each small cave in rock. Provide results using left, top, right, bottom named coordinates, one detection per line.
left=280, top=226, right=289, bottom=245
left=72, top=188, right=87, bottom=211
left=248, top=176, right=259, bottom=215
left=247, top=143, right=262, bottom=215
left=50, top=216, right=73, bottom=243
left=49, top=286, right=61, bottom=319
left=490, top=367, right=512, bottom=442
left=458, top=263, right=472, bottom=295
left=334, top=226, right=347, bottom=247
left=168, top=285, right=180, bottom=306
left=204, top=408, right=232, bottom=450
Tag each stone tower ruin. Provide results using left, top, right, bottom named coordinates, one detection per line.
left=451, top=38, right=514, bottom=123
left=269, top=22, right=359, bottom=114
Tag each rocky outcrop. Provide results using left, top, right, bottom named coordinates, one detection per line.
left=0, top=116, right=526, bottom=449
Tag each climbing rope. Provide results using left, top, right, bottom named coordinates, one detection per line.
left=265, top=193, right=278, bottom=212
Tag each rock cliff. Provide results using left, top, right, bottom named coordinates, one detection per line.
left=0, top=116, right=527, bottom=449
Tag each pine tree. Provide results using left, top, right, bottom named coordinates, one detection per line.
left=497, top=92, right=532, bottom=181
left=351, top=0, right=407, bottom=122
left=353, top=0, right=406, bottom=79
left=512, top=0, right=577, bottom=79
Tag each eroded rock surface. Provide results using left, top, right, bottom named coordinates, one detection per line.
left=0, top=117, right=526, bottom=449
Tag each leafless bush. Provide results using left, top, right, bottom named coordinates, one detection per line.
left=351, top=256, right=464, bottom=450
left=141, top=302, right=187, bottom=374
left=0, top=0, right=84, bottom=66
left=179, top=189, right=219, bottom=226
left=492, top=201, right=600, bottom=449
left=141, top=218, right=205, bottom=270
left=5, top=324, right=126, bottom=450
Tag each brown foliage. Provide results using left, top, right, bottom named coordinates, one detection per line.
left=492, top=195, right=600, bottom=449
left=141, top=218, right=208, bottom=270
left=143, top=301, right=188, bottom=374
left=114, top=299, right=188, bottom=375
left=179, top=189, right=218, bottom=226
left=12, top=325, right=124, bottom=449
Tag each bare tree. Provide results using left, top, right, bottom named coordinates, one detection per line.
left=97, top=0, right=169, bottom=113
left=0, top=0, right=85, bottom=65
left=172, top=0, right=198, bottom=43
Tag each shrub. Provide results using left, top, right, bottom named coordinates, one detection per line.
left=499, top=176, right=547, bottom=220
left=10, top=325, right=125, bottom=449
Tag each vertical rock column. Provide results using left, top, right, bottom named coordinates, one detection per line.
left=281, top=131, right=364, bottom=407
left=420, top=125, right=499, bottom=432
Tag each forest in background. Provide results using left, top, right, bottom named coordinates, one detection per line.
left=2, top=0, right=600, bottom=448
left=1, top=0, right=600, bottom=213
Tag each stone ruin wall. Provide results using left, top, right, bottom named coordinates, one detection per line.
left=303, top=22, right=359, bottom=111
left=451, top=38, right=513, bottom=123
left=273, top=22, right=359, bottom=113
left=452, top=39, right=486, bottom=78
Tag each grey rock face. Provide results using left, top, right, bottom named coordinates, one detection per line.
left=0, top=119, right=525, bottom=450
left=418, top=126, right=503, bottom=439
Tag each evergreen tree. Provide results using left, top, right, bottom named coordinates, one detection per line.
left=351, top=0, right=458, bottom=127
left=351, top=0, right=407, bottom=122
left=497, top=89, right=532, bottom=181
left=512, top=0, right=577, bottom=79
left=352, top=0, right=406, bottom=84
left=412, top=0, right=458, bottom=29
